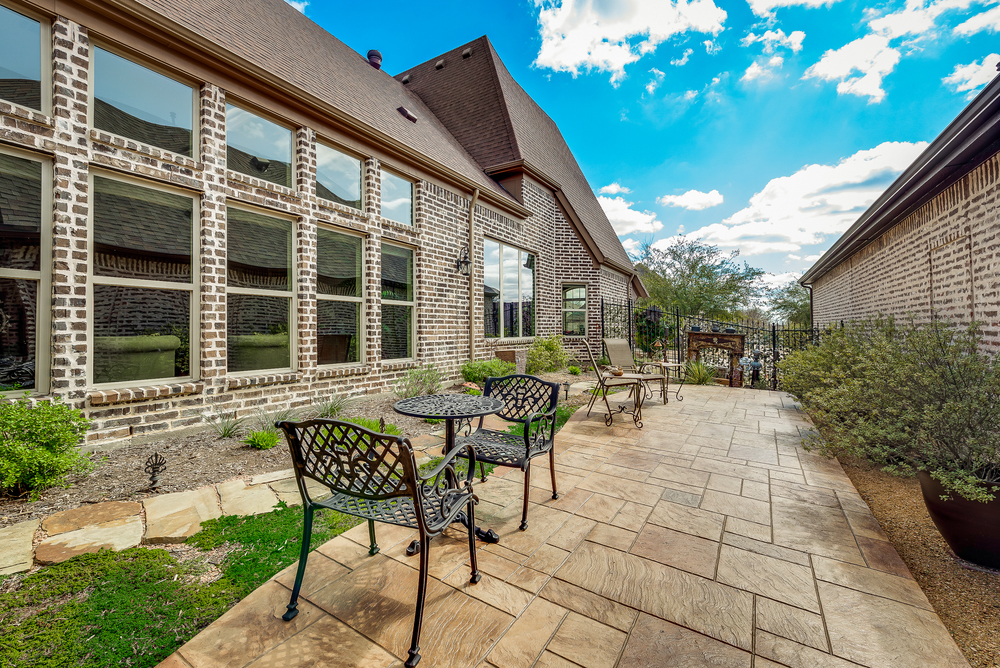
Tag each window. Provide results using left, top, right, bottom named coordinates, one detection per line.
left=381, top=244, right=414, bottom=359
left=316, top=143, right=361, bottom=209
left=227, top=207, right=293, bottom=372
left=0, top=151, right=47, bottom=393
left=562, top=285, right=587, bottom=336
left=483, top=239, right=535, bottom=338
left=317, top=228, right=362, bottom=365
left=93, top=47, right=194, bottom=156
left=91, top=175, right=196, bottom=385
left=0, top=5, right=42, bottom=111
left=226, top=103, right=292, bottom=188
left=380, top=169, right=412, bottom=224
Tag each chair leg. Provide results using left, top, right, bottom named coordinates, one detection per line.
left=406, top=535, right=431, bottom=667
left=548, top=448, right=559, bottom=500
left=520, top=461, right=531, bottom=531
left=585, top=383, right=600, bottom=416
left=367, top=519, right=379, bottom=556
left=283, top=505, right=313, bottom=621
left=479, top=461, right=487, bottom=483
left=467, top=499, right=482, bottom=584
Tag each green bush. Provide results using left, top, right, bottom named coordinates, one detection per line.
left=204, top=410, right=245, bottom=439
left=684, top=360, right=717, bottom=385
left=313, top=392, right=353, bottom=419
left=0, top=395, right=92, bottom=497
left=526, top=335, right=569, bottom=374
left=779, top=315, right=1000, bottom=502
left=568, top=365, right=581, bottom=375
left=243, top=430, right=280, bottom=450
left=395, top=364, right=444, bottom=399
left=461, top=358, right=516, bottom=386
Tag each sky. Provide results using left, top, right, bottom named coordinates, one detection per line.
left=292, top=0, right=1000, bottom=287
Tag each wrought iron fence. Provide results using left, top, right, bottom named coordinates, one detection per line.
left=600, top=298, right=821, bottom=390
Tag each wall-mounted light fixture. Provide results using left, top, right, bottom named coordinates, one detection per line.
left=456, top=245, right=472, bottom=277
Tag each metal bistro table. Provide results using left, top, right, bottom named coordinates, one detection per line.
left=393, top=393, right=504, bottom=555
left=600, top=372, right=649, bottom=428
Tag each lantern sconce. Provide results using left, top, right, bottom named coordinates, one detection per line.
left=455, top=245, right=472, bottom=277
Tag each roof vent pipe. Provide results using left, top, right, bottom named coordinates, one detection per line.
left=435, top=59, right=445, bottom=70
left=367, top=50, right=382, bottom=70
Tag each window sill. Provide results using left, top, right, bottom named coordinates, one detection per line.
left=379, top=216, right=416, bottom=233
left=226, top=170, right=300, bottom=199
left=0, top=99, right=53, bottom=128
left=380, top=359, right=419, bottom=371
left=316, top=364, right=370, bottom=379
left=488, top=337, right=535, bottom=346
left=90, top=129, right=202, bottom=170
left=226, top=372, right=301, bottom=390
left=315, top=196, right=365, bottom=220
left=88, top=382, right=204, bottom=406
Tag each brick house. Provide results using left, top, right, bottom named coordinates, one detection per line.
left=0, top=0, right=644, bottom=446
left=801, top=76, right=1000, bottom=349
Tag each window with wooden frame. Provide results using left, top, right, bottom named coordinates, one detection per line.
left=316, top=142, right=362, bottom=210
left=317, top=227, right=363, bottom=365
left=380, top=243, right=414, bottom=360
left=226, top=206, right=294, bottom=373
left=379, top=168, right=413, bottom=225
left=562, top=284, right=587, bottom=336
left=226, top=103, right=293, bottom=188
left=0, top=3, right=47, bottom=113
left=483, top=239, right=535, bottom=338
left=0, top=149, right=50, bottom=394
left=89, top=173, right=197, bottom=386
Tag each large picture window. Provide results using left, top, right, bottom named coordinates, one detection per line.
left=381, top=244, right=414, bottom=359
left=0, top=5, right=42, bottom=111
left=317, top=228, right=362, bottom=365
left=562, top=285, right=587, bottom=336
left=380, top=169, right=412, bottom=225
left=91, top=175, right=196, bottom=385
left=0, top=151, right=46, bottom=392
left=316, top=143, right=362, bottom=209
left=226, top=104, right=292, bottom=188
left=93, top=47, right=194, bottom=156
left=227, top=207, right=293, bottom=372
left=483, top=239, right=535, bottom=338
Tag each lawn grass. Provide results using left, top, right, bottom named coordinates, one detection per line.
left=0, top=503, right=360, bottom=668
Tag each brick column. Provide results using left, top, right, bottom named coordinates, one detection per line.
left=198, top=83, right=227, bottom=390
left=49, top=17, right=90, bottom=404
left=295, top=128, right=317, bottom=378
left=364, top=157, right=380, bottom=219
left=367, top=232, right=382, bottom=367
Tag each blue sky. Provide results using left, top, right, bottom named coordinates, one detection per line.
left=295, top=0, right=999, bottom=284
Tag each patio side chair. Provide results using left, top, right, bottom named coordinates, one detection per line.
left=582, top=339, right=640, bottom=418
left=603, top=337, right=667, bottom=405
left=454, top=374, right=560, bottom=531
left=277, top=418, right=481, bottom=668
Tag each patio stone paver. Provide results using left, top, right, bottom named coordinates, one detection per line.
left=144, top=486, right=222, bottom=544
left=217, top=480, right=280, bottom=517
left=34, top=515, right=143, bottom=564
left=41, top=500, right=141, bottom=535
left=0, top=519, right=38, bottom=575
left=160, top=385, right=971, bottom=668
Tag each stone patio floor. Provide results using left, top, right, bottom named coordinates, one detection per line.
left=158, top=385, right=970, bottom=668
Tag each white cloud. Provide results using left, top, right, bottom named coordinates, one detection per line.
left=285, top=0, right=308, bottom=12
left=646, top=67, right=666, bottom=94
left=741, top=29, right=806, bottom=53
left=943, top=53, right=1000, bottom=97
left=657, top=189, right=724, bottom=210
left=763, top=271, right=803, bottom=288
left=787, top=254, right=802, bottom=260
left=703, top=39, right=722, bottom=55
left=533, top=0, right=727, bottom=85
left=599, top=182, right=632, bottom=194
left=870, top=0, right=973, bottom=40
left=684, top=89, right=699, bottom=100
left=804, top=254, right=821, bottom=261
left=742, top=56, right=784, bottom=82
left=803, top=34, right=900, bottom=103
left=671, top=48, right=694, bottom=66
left=682, top=141, right=928, bottom=255
left=955, top=4, right=1000, bottom=34
left=747, top=0, right=841, bottom=18
left=598, top=196, right=664, bottom=234
left=620, top=237, right=643, bottom=257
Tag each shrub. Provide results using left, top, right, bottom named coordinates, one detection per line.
left=0, top=395, right=92, bottom=497
left=243, top=430, right=281, bottom=450
left=249, top=406, right=298, bottom=434
left=779, top=315, right=1000, bottom=502
left=526, top=335, right=569, bottom=374
left=313, top=392, right=353, bottom=419
left=460, top=358, right=516, bottom=386
left=395, top=364, right=444, bottom=398
left=204, top=410, right=244, bottom=439
left=684, top=360, right=717, bottom=385
left=568, top=366, right=581, bottom=375
left=343, top=417, right=402, bottom=436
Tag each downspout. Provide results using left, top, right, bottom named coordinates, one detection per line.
left=807, top=285, right=814, bottom=330
left=468, top=188, right=480, bottom=361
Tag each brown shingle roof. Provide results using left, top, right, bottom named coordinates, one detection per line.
left=132, top=0, right=513, bottom=205
left=396, top=37, right=636, bottom=273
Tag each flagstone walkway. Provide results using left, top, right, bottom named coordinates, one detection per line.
left=158, top=385, right=969, bottom=668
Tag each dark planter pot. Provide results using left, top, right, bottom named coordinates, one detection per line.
left=918, top=471, right=1000, bottom=569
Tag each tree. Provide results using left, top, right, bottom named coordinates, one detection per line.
left=635, top=238, right=765, bottom=319
left=767, top=280, right=811, bottom=325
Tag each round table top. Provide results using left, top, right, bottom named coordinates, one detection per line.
left=393, top=394, right=504, bottom=420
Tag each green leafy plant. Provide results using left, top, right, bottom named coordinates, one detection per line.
left=313, top=392, right=353, bottom=419
left=395, top=364, right=444, bottom=398
left=425, top=418, right=443, bottom=425
left=0, top=394, right=92, bottom=497
left=243, top=429, right=281, bottom=450
left=684, top=360, right=717, bottom=385
left=204, top=410, right=245, bottom=439
left=460, top=358, right=516, bottom=386
left=780, top=315, right=1000, bottom=502
left=466, top=387, right=482, bottom=396
left=526, top=335, right=569, bottom=374
left=568, top=365, right=581, bottom=375
left=341, top=417, right=402, bottom=435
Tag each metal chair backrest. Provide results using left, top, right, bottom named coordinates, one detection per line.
left=483, top=374, right=559, bottom=423
left=277, top=418, right=418, bottom=503
left=603, top=338, right=636, bottom=370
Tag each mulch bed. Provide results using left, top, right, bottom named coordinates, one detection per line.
left=841, top=459, right=1000, bottom=668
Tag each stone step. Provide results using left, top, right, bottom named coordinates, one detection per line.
left=0, top=519, right=38, bottom=575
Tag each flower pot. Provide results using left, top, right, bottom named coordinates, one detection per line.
left=918, top=471, right=1000, bottom=569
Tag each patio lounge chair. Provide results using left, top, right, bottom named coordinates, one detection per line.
left=603, top=337, right=667, bottom=405
left=454, top=374, right=560, bottom=531
left=276, top=418, right=481, bottom=668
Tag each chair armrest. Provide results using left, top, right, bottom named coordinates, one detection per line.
left=418, top=441, right=477, bottom=487
left=523, top=407, right=558, bottom=451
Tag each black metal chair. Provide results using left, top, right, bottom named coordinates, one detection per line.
left=454, top=374, right=560, bottom=531
left=277, top=418, right=481, bottom=668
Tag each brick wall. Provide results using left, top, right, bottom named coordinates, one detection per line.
left=812, top=150, right=1000, bottom=350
